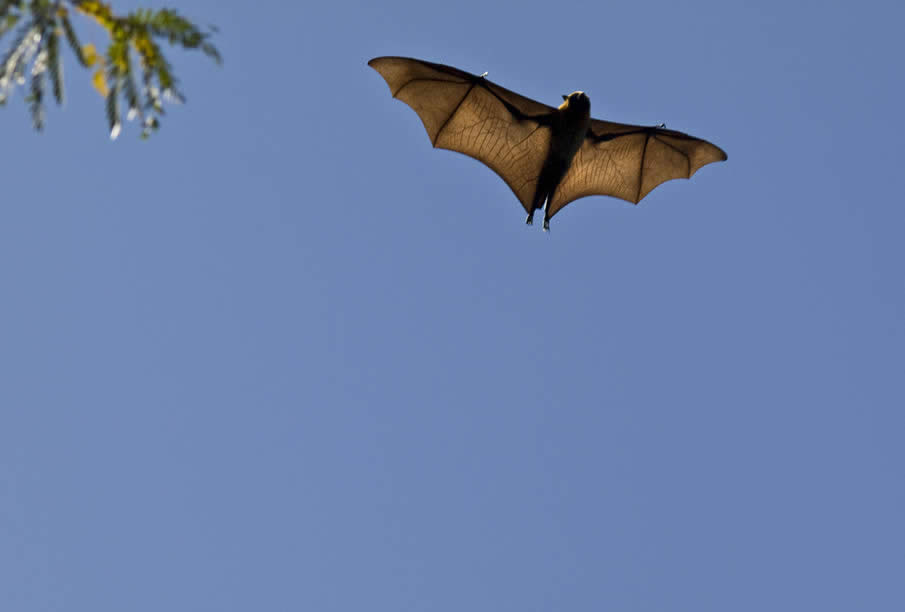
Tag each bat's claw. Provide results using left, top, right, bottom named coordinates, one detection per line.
left=525, top=213, right=534, bottom=226
left=543, top=219, right=550, bottom=232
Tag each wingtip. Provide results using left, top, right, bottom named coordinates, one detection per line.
left=367, top=56, right=397, bottom=70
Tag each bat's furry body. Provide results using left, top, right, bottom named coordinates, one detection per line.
left=368, top=56, right=726, bottom=230
left=527, top=92, right=591, bottom=228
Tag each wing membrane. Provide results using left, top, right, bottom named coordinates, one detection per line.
left=369, top=56, right=554, bottom=213
left=547, top=119, right=727, bottom=219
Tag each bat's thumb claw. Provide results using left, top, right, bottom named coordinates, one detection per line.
left=525, top=214, right=534, bottom=226
left=543, top=220, right=550, bottom=231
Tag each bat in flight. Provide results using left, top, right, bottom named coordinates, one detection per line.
left=368, top=56, right=727, bottom=230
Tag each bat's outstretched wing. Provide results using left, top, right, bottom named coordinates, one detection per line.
left=546, top=119, right=728, bottom=220
left=368, top=56, right=555, bottom=214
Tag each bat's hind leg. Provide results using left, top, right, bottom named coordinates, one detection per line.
left=526, top=183, right=549, bottom=228
left=542, top=184, right=560, bottom=232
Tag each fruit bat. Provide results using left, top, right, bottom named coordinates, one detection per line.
left=368, top=56, right=727, bottom=230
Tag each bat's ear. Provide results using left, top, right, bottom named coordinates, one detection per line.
left=562, top=94, right=568, bottom=101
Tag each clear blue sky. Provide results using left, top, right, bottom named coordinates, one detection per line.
left=2, top=0, right=903, bottom=610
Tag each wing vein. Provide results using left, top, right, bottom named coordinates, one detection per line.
left=433, top=83, right=476, bottom=147
left=651, top=135, right=692, bottom=177
left=391, top=76, right=467, bottom=97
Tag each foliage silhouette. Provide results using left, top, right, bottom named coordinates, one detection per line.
left=0, top=0, right=219, bottom=138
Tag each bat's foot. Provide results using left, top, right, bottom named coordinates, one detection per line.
left=543, top=219, right=550, bottom=232
left=525, top=213, right=534, bottom=226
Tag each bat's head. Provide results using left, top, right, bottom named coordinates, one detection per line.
left=559, top=91, right=590, bottom=114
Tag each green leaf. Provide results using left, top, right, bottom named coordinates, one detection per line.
left=120, top=46, right=141, bottom=121
left=1, top=21, right=36, bottom=81
left=29, top=61, right=43, bottom=129
left=0, top=12, right=21, bottom=39
left=0, top=1, right=17, bottom=22
left=2, top=2, right=220, bottom=139
left=105, top=66, right=120, bottom=139
left=60, top=12, right=87, bottom=66
left=46, top=26, right=62, bottom=103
